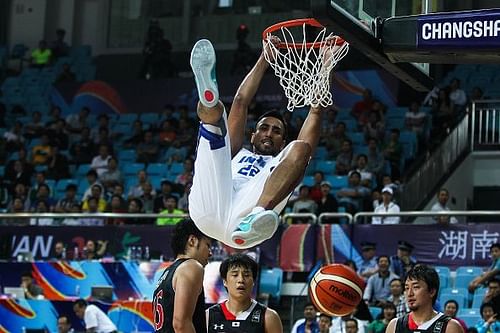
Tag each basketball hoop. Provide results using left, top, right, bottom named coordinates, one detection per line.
left=262, top=18, right=349, bottom=111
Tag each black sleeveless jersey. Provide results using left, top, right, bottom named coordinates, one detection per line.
left=207, top=300, right=267, bottom=333
left=395, top=313, right=451, bottom=333
left=152, top=258, right=207, bottom=333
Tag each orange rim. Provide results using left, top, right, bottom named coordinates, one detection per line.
left=262, top=18, right=345, bottom=49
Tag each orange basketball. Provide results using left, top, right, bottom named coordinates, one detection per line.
left=309, top=264, right=366, bottom=316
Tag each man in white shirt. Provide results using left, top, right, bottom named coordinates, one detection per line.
left=90, top=144, right=111, bottom=177
left=372, top=187, right=400, bottom=224
left=73, top=299, right=117, bottom=333
left=430, top=188, right=458, bottom=225
left=449, top=78, right=467, bottom=109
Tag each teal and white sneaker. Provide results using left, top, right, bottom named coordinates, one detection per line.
left=190, top=39, right=219, bottom=108
left=231, top=210, right=279, bottom=248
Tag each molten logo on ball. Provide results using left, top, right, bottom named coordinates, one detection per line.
left=309, top=264, right=366, bottom=317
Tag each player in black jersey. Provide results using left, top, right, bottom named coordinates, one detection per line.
left=153, top=219, right=212, bottom=333
left=207, top=253, right=283, bottom=333
left=385, top=264, right=463, bottom=333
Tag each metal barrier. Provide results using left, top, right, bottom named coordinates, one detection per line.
left=400, top=113, right=470, bottom=210
left=281, top=213, right=318, bottom=224
left=353, top=210, right=500, bottom=224
left=472, top=99, right=500, bottom=147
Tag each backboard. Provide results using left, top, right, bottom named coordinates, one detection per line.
left=311, top=0, right=500, bottom=92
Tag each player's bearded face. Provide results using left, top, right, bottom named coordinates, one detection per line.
left=251, top=117, right=285, bottom=156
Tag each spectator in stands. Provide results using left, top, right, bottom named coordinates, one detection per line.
left=99, top=157, right=122, bottom=193
left=469, top=243, right=500, bottom=293
left=366, top=138, right=385, bottom=179
left=3, top=121, right=26, bottom=152
left=476, top=302, right=500, bottom=333
left=366, top=302, right=397, bottom=333
left=320, top=107, right=337, bottom=141
left=449, top=78, right=467, bottom=113
left=156, top=195, right=184, bottom=225
left=28, top=171, right=49, bottom=202
left=55, top=184, right=80, bottom=213
left=337, top=171, right=371, bottom=214
left=47, top=145, right=70, bottom=180
left=325, top=121, right=348, bottom=159
left=331, top=313, right=367, bottom=333
left=173, top=117, right=196, bottom=149
left=82, top=170, right=103, bottom=200
left=47, top=119, right=69, bottom=150
left=66, top=107, right=90, bottom=135
left=30, top=200, right=55, bottom=226
left=140, top=182, right=155, bottom=213
left=351, top=89, right=374, bottom=128
left=484, top=278, right=500, bottom=306
left=382, top=129, right=402, bottom=180
left=31, top=133, right=52, bottom=165
left=24, top=111, right=45, bottom=139
left=358, top=241, right=378, bottom=280
left=30, top=40, right=52, bottom=68
left=318, top=313, right=332, bottom=333
left=430, top=188, right=458, bottom=225
left=290, top=302, right=319, bottom=333
left=363, top=109, right=385, bottom=142
left=83, top=239, right=107, bottom=260
left=4, top=197, right=28, bottom=225
left=52, top=241, right=66, bottom=260
left=292, top=185, right=317, bottom=214
left=316, top=181, right=339, bottom=221
left=469, top=86, right=484, bottom=102
left=56, top=63, right=76, bottom=83
left=165, top=141, right=188, bottom=164
left=50, top=28, right=69, bottom=59
left=127, top=170, right=151, bottom=199
left=9, top=183, right=30, bottom=211
left=20, top=271, right=44, bottom=299
left=444, top=300, right=468, bottom=332
left=371, top=187, right=400, bottom=224
left=175, top=158, right=194, bottom=186
left=30, top=183, right=56, bottom=212
left=432, top=88, right=454, bottom=135
left=309, top=171, right=324, bottom=203
left=154, top=180, right=176, bottom=212
left=69, top=126, right=94, bottom=164
left=336, top=139, right=355, bottom=175
left=123, top=119, right=144, bottom=148
left=82, top=185, right=106, bottom=212
left=57, top=315, right=73, bottom=333
left=90, top=144, right=111, bottom=177
left=363, top=255, right=399, bottom=306
left=106, top=194, right=127, bottom=225
left=94, top=128, right=113, bottom=154
left=159, top=118, right=177, bottom=147
left=353, top=154, right=375, bottom=188
left=5, top=159, right=32, bottom=188
left=387, top=277, right=409, bottom=317
left=73, top=299, right=117, bottom=333
left=390, top=240, right=416, bottom=280
left=126, top=198, right=146, bottom=224
left=405, top=101, right=427, bottom=140
left=90, top=114, right=110, bottom=143
left=177, top=181, right=192, bottom=212
left=45, top=106, right=62, bottom=129
left=136, top=130, right=159, bottom=163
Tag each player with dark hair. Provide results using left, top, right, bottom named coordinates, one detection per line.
left=207, top=253, right=282, bottom=333
left=188, top=38, right=324, bottom=249
left=153, top=219, right=212, bottom=333
left=385, top=264, right=463, bottom=333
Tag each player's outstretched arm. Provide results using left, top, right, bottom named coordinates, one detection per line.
left=172, top=260, right=204, bottom=333
left=296, top=105, right=322, bottom=156
left=264, top=308, right=284, bottom=333
left=228, top=39, right=277, bottom=157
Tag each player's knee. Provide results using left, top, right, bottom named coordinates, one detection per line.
left=287, top=140, right=312, bottom=161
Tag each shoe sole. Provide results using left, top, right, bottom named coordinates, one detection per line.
left=232, top=211, right=279, bottom=248
left=190, top=39, right=219, bottom=108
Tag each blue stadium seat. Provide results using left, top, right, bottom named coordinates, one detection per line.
left=369, top=306, right=382, bottom=320
left=315, top=160, right=336, bottom=175
left=122, top=163, right=145, bottom=176
left=118, top=149, right=136, bottom=163
left=434, top=266, right=450, bottom=290
left=75, top=164, right=91, bottom=177
left=454, top=274, right=476, bottom=290
left=456, top=267, right=483, bottom=276
left=472, top=288, right=487, bottom=309
left=169, top=162, right=184, bottom=175
left=348, top=132, right=365, bottom=145
left=326, top=175, right=348, bottom=190
left=141, top=113, right=159, bottom=124
left=440, top=287, right=468, bottom=308
left=458, top=311, right=481, bottom=328
left=314, top=146, right=328, bottom=159
left=259, top=267, right=283, bottom=301
left=302, top=176, right=315, bottom=187
left=146, top=163, right=167, bottom=177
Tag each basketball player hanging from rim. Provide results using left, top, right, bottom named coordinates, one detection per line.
left=188, top=19, right=349, bottom=249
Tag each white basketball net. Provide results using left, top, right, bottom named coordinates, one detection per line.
left=263, top=23, right=349, bottom=111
